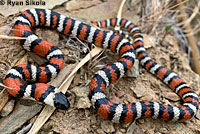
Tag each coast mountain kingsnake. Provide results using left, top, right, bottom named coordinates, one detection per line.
left=5, top=9, right=199, bottom=122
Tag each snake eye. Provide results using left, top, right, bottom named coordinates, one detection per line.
left=53, top=92, right=70, bottom=110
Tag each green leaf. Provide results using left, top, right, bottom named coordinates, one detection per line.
left=165, top=25, right=172, bottom=32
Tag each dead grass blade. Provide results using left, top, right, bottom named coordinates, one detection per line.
left=59, top=47, right=102, bottom=90
left=0, top=35, right=26, bottom=40
left=115, top=0, right=126, bottom=30
left=117, top=0, right=126, bottom=19
left=27, top=106, right=56, bottom=134
left=16, top=123, right=32, bottom=134
left=27, top=47, right=103, bottom=134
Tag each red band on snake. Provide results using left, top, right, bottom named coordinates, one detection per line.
left=5, top=9, right=199, bottom=122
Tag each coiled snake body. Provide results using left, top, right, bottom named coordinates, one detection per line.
left=5, top=9, right=199, bottom=122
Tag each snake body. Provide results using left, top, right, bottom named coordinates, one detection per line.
left=5, top=9, right=199, bottom=122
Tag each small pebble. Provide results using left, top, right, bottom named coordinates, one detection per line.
left=77, top=97, right=91, bottom=109
left=131, top=83, right=146, bottom=98
left=127, top=59, right=139, bottom=77
left=100, top=120, right=115, bottom=133
left=119, top=128, right=126, bottom=133
left=115, top=130, right=123, bottom=134
left=126, top=94, right=136, bottom=103
left=96, top=129, right=106, bottom=134
left=163, top=92, right=180, bottom=101
left=159, top=128, right=168, bottom=133
left=71, top=86, right=89, bottom=97
left=116, top=90, right=125, bottom=98
left=110, top=96, right=120, bottom=104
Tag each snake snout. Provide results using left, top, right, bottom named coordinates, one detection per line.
left=54, top=92, right=70, bottom=110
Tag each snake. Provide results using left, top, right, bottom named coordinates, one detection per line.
left=5, top=9, right=199, bottom=122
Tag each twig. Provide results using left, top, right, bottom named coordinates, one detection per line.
left=74, top=37, right=93, bottom=68
left=178, top=4, right=199, bottom=29
left=140, top=0, right=189, bottom=32
left=140, top=0, right=189, bottom=22
left=160, top=25, right=172, bottom=45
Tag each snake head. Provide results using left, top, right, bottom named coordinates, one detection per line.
left=53, top=92, right=70, bottom=110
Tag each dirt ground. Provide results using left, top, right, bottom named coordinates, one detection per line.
left=0, top=0, right=200, bottom=134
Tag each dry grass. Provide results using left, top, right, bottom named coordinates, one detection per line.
left=137, top=0, right=200, bottom=74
